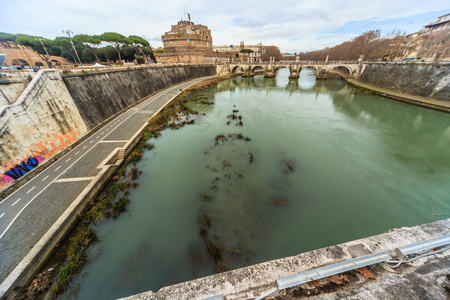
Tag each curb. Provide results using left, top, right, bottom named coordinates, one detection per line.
left=0, top=75, right=217, bottom=299
left=344, top=78, right=450, bottom=113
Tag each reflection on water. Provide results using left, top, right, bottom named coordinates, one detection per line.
left=65, top=68, right=450, bottom=300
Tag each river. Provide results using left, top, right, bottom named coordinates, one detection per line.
left=64, top=68, right=450, bottom=299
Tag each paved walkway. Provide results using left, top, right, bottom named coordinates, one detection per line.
left=346, top=78, right=450, bottom=113
left=0, top=76, right=212, bottom=290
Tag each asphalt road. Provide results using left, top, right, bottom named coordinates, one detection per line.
left=0, top=76, right=211, bottom=283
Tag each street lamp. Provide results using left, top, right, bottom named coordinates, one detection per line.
left=37, top=37, right=54, bottom=68
left=63, top=30, right=82, bottom=67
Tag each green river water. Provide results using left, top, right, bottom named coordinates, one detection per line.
left=64, top=69, right=450, bottom=299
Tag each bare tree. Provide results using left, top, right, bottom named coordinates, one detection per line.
left=262, top=46, right=282, bottom=61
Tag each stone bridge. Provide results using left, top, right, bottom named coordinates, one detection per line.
left=217, top=59, right=365, bottom=79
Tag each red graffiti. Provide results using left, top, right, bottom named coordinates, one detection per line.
left=0, top=128, right=80, bottom=188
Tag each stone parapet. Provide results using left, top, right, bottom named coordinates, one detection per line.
left=121, top=219, right=450, bottom=300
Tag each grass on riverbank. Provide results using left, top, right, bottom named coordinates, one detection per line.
left=18, top=75, right=233, bottom=300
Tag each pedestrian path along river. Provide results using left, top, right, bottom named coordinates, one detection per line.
left=0, top=76, right=214, bottom=295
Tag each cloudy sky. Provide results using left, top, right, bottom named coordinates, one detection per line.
left=1, top=0, right=448, bottom=53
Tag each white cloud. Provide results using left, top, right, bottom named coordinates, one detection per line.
left=1, top=0, right=448, bottom=52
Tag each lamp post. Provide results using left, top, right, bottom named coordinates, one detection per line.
left=63, top=30, right=82, bottom=67
left=37, top=37, right=54, bottom=68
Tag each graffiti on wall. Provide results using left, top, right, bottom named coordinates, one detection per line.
left=0, top=128, right=80, bottom=188
left=2, top=156, right=45, bottom=184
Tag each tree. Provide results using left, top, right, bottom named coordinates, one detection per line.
left=81, top=48, right=97, bottom=63
left=54, top=36, right=77, bottom=63
left=103, top=45, right=119, bottom=62
left=15, top=34, right=54, bottom=67
left=262, top=46, right=282, bottom=61
left=100, top=32, right=128, bottom=64
left=144, top=48, right=157, bottom=62
left=127, top=35, right=150, bottom=56
left=96, top=47, right=107, bottom=62
left=120, top=45, right=136, bottom=61
left=0, top=32, right=16, bottom=46
left=73, top=34, right=101, bottom=63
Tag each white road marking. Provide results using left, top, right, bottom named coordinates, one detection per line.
left=42, top=175, right=49, bottom=181
left=83, top=146, right=87, bottom=149
left=90, top=140, right=94, bottom=144
left=0, top=78, right=198, bottom=240
left=66, top=158, right=71, bottom=162
left=55, top=177, right=96, bottom=183
left=95, top=136, right=99, bottom=139
left=11, top=198, right=21, bottom=206
left=75, top=151, right=80, bottom=155
left=26, top=186, right=36, bottom=194
left=101, top=131, right=104, bottom=134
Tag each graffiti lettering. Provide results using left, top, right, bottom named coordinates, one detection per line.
left=1, top=156, right=44, bottom=184
left=0, top=128, right=80, bottom=188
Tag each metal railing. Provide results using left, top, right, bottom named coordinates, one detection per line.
left=201, top=233, right=450, bottom=300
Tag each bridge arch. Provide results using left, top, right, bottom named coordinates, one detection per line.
left=301, top=65, right=319, bottom=74
left=50, top=59, right=62, bottom=66
left=251, top=65, right=264, bottom=73
left=231, top=65, right=244, bottom=74
left=11, top=58, right=30, bottom=66
left=329, top=65, right=353, bottom=77
left=274, top=66, right=287, bottom=73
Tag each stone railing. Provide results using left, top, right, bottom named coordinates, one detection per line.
left=0, top=69, right=59, bottom=117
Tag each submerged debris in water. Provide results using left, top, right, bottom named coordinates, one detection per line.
left=281, top=160, right=295, bottom=173
left=201, top=192, right=212, bottom=201
left=271, top=198, right=290, bottom=206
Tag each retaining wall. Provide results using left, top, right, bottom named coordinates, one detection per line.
left=0, top=70, right=88, bottom=188
left=62, top=65, right=216, bottom=130
left=358, top=62, right=450, bottom=101
left=0, top=65, right=216, bottom=190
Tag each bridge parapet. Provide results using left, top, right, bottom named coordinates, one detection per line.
left=225, top=61, right=362, bottom=79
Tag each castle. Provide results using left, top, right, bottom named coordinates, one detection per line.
left=156, top=19, right=264, bottom=63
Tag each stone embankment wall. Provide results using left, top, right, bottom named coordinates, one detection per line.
left=0, top=71, right=36, bottom=105
left=358, top=62, right=450, bottom=101
left=0, top=70, right=88, bottom=188
left=0, top=65, right=215, bottom=189
left=63, top=65, right=215, bottom=129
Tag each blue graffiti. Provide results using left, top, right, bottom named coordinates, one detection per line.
left=3, top=156, right=44, bottom=180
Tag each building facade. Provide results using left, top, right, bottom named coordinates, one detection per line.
left=213, top=42, right=264, bottom=62
left=0, top=41, right=69, bottom=67
left=423, top=13, right=450, bottom=33
left=403, top=13, right=450, bottom=61
left=156, top=20, right=213, bottom=63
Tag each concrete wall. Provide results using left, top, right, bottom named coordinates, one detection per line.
left=63, top=65, right=216, bottom=129
left=122, top=219, right=450, bottom=300
left=0, top=71, right=36, bottom=105
left=358, top=62, right=450, bottom=101
left=0, top=65, right=216, bottom=189
left=0, top=70, right=88, bottom=188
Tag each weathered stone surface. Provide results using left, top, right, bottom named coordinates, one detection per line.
left=358, top=62, right=450, bottom=101
left=0, top=70, right=88, bottom=183
left=121, top=219, right=450, bottom=300
left=0, top=65, right=215, bottom=190
left=63, top=65, right=216, bottom=130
